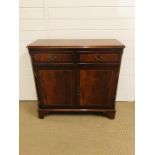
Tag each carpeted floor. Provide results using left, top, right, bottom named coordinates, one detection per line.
left=19, top=101, right=134, bottom=155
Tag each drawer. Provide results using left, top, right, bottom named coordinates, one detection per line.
left=33, top=53, right=73, bottom=63
left=79, top=53, right=121, bottom=63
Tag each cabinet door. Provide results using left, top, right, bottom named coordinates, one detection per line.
left=36, top=66, right=76, bottom=107
left=79, top=66, right=119, bottom=108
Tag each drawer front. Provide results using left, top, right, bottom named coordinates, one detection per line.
left=79, top=53, right=121, bottom=63
left=33, top=53, right=73, bottom=63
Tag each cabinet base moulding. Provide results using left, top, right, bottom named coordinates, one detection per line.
left=38, top=108, right=116, bottom=119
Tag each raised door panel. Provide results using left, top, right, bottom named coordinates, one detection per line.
left=79, top=66, right=119, bottom=108
left=36, top=67, right=75, bottom=107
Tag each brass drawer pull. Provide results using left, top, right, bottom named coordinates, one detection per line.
left=95, top=55, right=103, bottom=61
left=49, top=55, right=57, bottom=61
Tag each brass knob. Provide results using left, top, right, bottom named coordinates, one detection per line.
left=95, top=55, right=103, bottom=61
left=49, top=55, right=57, bottom=61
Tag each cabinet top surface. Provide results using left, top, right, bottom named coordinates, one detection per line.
left=27, top=39, right=125, bottom=49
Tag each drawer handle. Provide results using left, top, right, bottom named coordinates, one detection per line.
left=49, top=55, right=57, bottom=61
left=95, top=55, right=103, bottom=61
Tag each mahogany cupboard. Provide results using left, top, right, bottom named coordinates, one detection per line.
left=27, top=39, right=125, bottom=119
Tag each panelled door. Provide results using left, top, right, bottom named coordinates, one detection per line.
left=36, top=66, right=76, bottom=107
left=79, top=66, right=119, bottom=108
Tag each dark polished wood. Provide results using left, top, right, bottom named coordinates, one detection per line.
left=33, top=53, right=73, bottom=63
left=79, top=53, right=120, bottom=63
left=37, top=68, right=75, bottom=106
left=28, top=39, right=125, bottom=49
left=79, top=66, right=119, bottom=108
left=28, top=39, right=125, bottom=119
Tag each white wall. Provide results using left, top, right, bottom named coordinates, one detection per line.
left=19, top=0, right=135, bottom=101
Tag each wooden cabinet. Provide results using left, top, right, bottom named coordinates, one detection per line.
left=28, top=39, right=125, bottom=119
